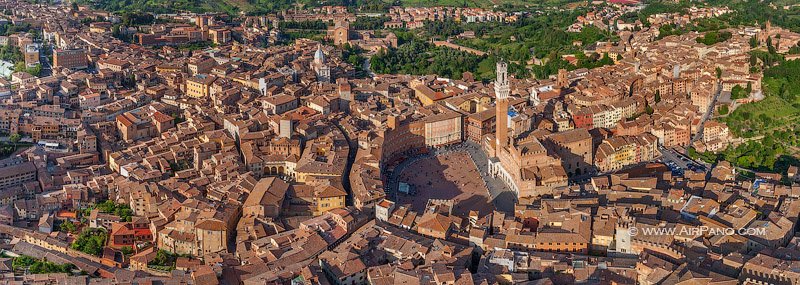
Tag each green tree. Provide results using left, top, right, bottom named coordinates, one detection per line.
left=731, top=85, right=748, bottom=100
left=148, top=249, right=178, bottom=271
left=58, top=221, right=78, bottom=233
left=71, top=228, right=107, bottom=256
left=9, top=133, right=20, bottom=150
left=749, top=35, right=759, bottom=48
left=350, top=16, right=390, bottom=30
left=695, top=31, right=732, bottom=45
left=718, top=105, right=729, bottom=115
left=645, top=101, right=654, bottom=115
left=369, top=40, right=496, bottom=80
left=13, top=255, right=75, bottom=274
left=96, top=200, right=133, bottom=221
left=423, top=18, right=463, bottom=39
left=767, top=36, right=777, bottom=54
left=0, top=44, right=23, bottom=62
left=14, top=63, right=41, bottom=76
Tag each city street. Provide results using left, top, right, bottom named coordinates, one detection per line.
left=38, top=44, right=53, bottom=77
left=691, top=82, right=722, bottom=144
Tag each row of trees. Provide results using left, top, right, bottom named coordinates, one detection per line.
left=423, top=18, right=463, bottom=39
left=527, top=51, right=616, bottom=80
left=657, top=24, right=689, bottom=39
left=575, top=52, right=616, bottom=70
left=57, top=220, right=79, bottom=234
left=0, top=144, right=19, bottom=158
left=175, top=41, right=217, bottom=52
left=14, top=62, right=41, bottom=77
left=0, top=134, right=21, bottom=158
left=12, top=255, right=75, bottom=274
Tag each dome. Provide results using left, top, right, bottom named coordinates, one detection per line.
left=314, top=45, right=325, bottom=63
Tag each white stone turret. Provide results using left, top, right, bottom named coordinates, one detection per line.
left=495, top=61, right=509, bottom=100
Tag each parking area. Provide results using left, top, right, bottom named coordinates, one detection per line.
left=658, top=147, right=707, bottom=176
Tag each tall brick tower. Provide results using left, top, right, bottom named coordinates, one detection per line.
left=557, top=68, right=568, bottom=89
left=495, top=61, right=510, bottom=154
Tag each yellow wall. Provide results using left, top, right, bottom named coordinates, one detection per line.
left=313, top=195, right=345, bottom=216
left=186, top=81, right=209, bottom=98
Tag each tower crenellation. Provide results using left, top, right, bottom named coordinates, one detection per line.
left=495, top=61, right=510, bottom=100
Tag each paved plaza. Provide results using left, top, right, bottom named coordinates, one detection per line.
left=396, top=151, right=495, bottom=216
left=388, top=142, right=516, bottom=214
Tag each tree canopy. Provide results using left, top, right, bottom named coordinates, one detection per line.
left=71, top=228, right=108, bottom=256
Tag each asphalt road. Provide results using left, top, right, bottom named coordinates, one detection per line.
left=38, top=44, right=53, bottom=77
left=659, top=146, right=707, bottom=175
left=692, top=82, right=722, bottom=144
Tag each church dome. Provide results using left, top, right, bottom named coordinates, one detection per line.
left=314, top=45, right=325, bottom=63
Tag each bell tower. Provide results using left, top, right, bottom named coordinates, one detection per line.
left=495, top=62, right=510, bottom=154
left=557, top=68, right=568, bottom=89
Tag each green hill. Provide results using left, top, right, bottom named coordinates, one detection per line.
left=77, top=0, right=256, bottom=15
left=79, top=0, right=583, bottom=15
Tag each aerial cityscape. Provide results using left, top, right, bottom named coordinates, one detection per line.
left=0, top=0, right=799, bottom=284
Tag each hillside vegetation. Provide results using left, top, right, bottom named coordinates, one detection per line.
left=78, top=0, right=586, bottom=15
